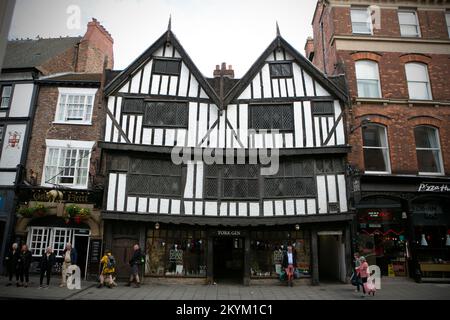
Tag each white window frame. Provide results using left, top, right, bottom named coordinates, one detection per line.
left=398, top=10, right=421, bottom=37
left=54, top=87, right=97, bottom=125
left=414, top=126, right=444, bottom=176
left=0, top=85, right=12, bottom=109
left=446, top=12, right=450, bottom=38
left=51, top=228, right=74, bottom=258
left=41, top=139, right=95, bottom=189
left=405, top=63, right=432, bottom=100
left=27, top=227, right=51, bottom=257
left=355, top=60, right=382, bottom=98
left=363, top=124, right=391, bottom=174
left=351, top=7, right=373, bottom=35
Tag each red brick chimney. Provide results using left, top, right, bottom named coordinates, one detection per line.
left=213, top=62, right=234, bottom=79
left=76, top=18, right=114, bottom=72
left=304, top=37, right=315, bottom=62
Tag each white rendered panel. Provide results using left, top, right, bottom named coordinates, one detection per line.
left=153, top=128, right=163, bottom=145
left=106, top=173, right=117, bottom=211
left=304, top=72, right=314, bottom=96
left=9, top=83, right=33, bottom=117
left=296, top=199, right=305, bottom=215
left=150, top=75, right=160, bottom=95
left=249, top=203, right=259, bottom=217
left=184, top=201, right=193, bottom=215
left=205, top=202, right=218, bottom=216
left=105, top=116, right=112, bottom=142
left=142, top=128, right=152, bottom=145
left=165, top=129, right=175, bottom=146
left=128, top=115, right=135, bottom=143
left=138, top=198, right=147, bottom=213
left=169, top=76, right=178, bottom=96
left=326, top=117, right=335, bottom=146
left=279, top=78, right=287, bottom=98
left=338, top=174, right=348, bottom=212
left=160, top=199, right=169, bottom=214
left=285, top=200, right=295, bottom=216
left=274, top=133, right=283, bottom=148
left=252, top=73, right=261, bottom=99
left=293, top=64, right=304, bottom=97
left=184, top=161, right=194, bottom=198
left=307, top=199, right=316, bottom=214
left=238, top=203, right=247, bottom=217
left=176, top=129, right=186, bottom=147
left=293, top=102, right=303, bottom=148
left=160, top=75, right=169, bottom=95
left=135, top=116, right=142, bottom=144
left=118, top=82, right=128, bottom=93
left=315, top=82, right=329, bottom=96
left=239, top=83, right=252, bottom=99
left=127, top=197, right=136, bottom=212
left=314, top=117, right=321, bottom=147
left=188, top=76, right=199, bottom=97
left=130, top=70, right=141, bottom=93
left=303, top=101, right=313, bottom=147
left=116, top=174, right=126, bottom=212
left=195, top=162, right=203, bottom=199
left=275, top=200, right=284, bottom=216
left=229, top=203, right=236, bottom=216
left=220, top=203, right=228, bottom=216
left=148, top=198, right=158, bottom=213
left=188, top=102, right=198, bottom=147
left=261, top=64, right=271, bottom=98
left=239, top=104, right=248, bottom=148
left=317, top=175, right=327, bottom=214
left=195, top=201, right=203, bottom=215
left=327, top=175, right=337, bottom=203
left=284, top=133, right=293, bottom=148
left=178, top=63, right=189, bottom=97
left=120, top=115, right=127, bottom=143
left=264, top=201, right=273, bottom=216
left=140, top=61, right=152, bottom=94
left=286, top=78, right=294, bottom=97
left=198, top=104, right=208, bottom=146
left=171, top=200, right=180, bottom=214
left=218, top=112, right=226, bottom=148
left=272, top=79, right=280, bottom=98
left=321, top=117, right=328, bottom=146
left=335, top=100, right=345, bottom=145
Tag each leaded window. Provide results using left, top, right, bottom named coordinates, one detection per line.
left=269, top=62, right=293, bottom=78
left=205, top=164, right=259, bottom=200
left=152, top=58, right=181, bottom=76
left=249, top=104, right=294, bottom=131
left=0, top=85, right=12, bottom=109
left=263, top=159, right=315, bottom=198
left=311, top=101, right=334, bottom=115
left=127, top=158, right=183, bottom=196
left=44, top=147, right=91, bottom=188
left=414, top=126, right=443, bottom=175
left=144, top=101, right=188, bottom=128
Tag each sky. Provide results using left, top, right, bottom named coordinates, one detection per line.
left=9, top=0, right=317, bottom=78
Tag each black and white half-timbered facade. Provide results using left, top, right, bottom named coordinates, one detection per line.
left=101, top=25, right=352, bottom=285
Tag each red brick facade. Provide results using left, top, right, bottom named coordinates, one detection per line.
left=309, top=1, right=450, bottom=176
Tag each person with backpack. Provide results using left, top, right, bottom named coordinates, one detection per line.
left=126, top=244, right=143, bottom=288
left=98, top=250, right=116, bottom=288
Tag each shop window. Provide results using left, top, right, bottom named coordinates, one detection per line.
left=398, top=10, right=420, bottom=37
left=143, top=101, right=188, bottom=128
left=152, top=58, right=181, bottom=76
left=405, top=63, right=432, bottom=100
left=0, top=85, right=12, bottom=109
left=249, top=104, right=294, bottom=131
left=28, top=227, right=50, bottom=257
left=28, top=227, right=78, bottom=258
left=146, top=227, right=206, bottom=277
left=355, top=60, right=381, bottom=98
left=52, top=228, right=73, bottom=257
left=351, top=7, right=372, bottom=34
left=128, top=158, right=182, bottom=197
left=362, top=124, right=391, bottom=173
left=414, top=126, right=443, bottom=175
left=269, top=62, right=293, bottom=78
left=250, top=230, right=311, bottom=278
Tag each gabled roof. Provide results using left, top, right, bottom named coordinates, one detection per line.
left=2, top=37, right=82, bottom=70
left=223, top=35, right=349, bottom=106
left=104, top=30, right=222, bottom=107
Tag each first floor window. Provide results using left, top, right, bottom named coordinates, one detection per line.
left=363, top=124, right=391, bottom=173
left=44, top=147, right=91, bottom=188
left=55, top=88, right=96, bottom=124
left=414, top=126, right=443, bottom=174
left=0, top=85, right=12, bottom=109
left=355, top=60, right=381, bottom=98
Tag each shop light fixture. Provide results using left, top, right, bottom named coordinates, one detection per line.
left=295, top=224, right=300, bottom=230
left=155, top=222, right=160, bottom=230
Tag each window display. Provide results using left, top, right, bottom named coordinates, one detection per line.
left=250, top=230, right=310, bottom=278
left=146, top=228, right=207, bottom=277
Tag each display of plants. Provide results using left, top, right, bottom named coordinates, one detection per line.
left=17, top=204, right=48, bottom=218
left=63, top=204, right=91, bottom=224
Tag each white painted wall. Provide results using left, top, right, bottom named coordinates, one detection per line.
left=9, top=83, right=34, bottom=117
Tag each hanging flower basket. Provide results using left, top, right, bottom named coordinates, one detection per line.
left=33, top=204, right=48, bottom=217
left=17, top=207, right=33, bottom=218
left=63, top=205, right=91, bottom=224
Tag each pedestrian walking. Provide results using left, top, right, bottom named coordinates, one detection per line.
left=39, top=247, right=55, bottom=288
left=351, top=252, right=362, bottom=292
left=60, top=243, right=77, bottom=287
left=17, top=244, right=32, bottom=287
left=282, top=245, right=297, bottom=287
left=4, top=243, right=20, bottom=287
left=356, top=256, right=369, bottom=297
left=126, top=244, right=143, bottom=288
left=98, top=250, right=116, bottom=288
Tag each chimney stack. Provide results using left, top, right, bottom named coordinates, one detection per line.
left=213, top=62, right=234, bottom=79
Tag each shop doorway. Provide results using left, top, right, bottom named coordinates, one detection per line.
left=74, top=234, right=89, bottom=279
left=112, top=238, right=138, bottom=279
left=213, top=237, right=244, bottom=283
left=318, top=232, right=346, bottom=282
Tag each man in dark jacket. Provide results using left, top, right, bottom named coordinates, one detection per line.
left=39, top=246, right=56, bottom=288
left=282, top=245, right=297, bottom=287
left=4, top=243, right=19, bottom=286
left=17, top=244, right=32, bottom=287
left=126, top=244, right=143, bottom=288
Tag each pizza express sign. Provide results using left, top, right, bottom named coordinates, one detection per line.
left=418, top=183, right=450, bottom=193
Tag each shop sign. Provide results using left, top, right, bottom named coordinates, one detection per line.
left=359, top=209, right=394, bottom=223
left=217, top=230, right=241, bottom=236
left=18, top=188, right=103, bottom=208
left=418, top=183, right=450, bottom=193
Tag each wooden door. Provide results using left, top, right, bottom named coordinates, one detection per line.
left=112, top=238, right=138, bottom=279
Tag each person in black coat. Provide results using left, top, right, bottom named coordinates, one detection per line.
left=126, top=244, right=143, bottom=288
left=39, top=247, right=56, bottom=288
left=282, top=245, right=297, bottom=287
left=17, top=244, right=32, bottom=287
left=4, top=243, right=20, bottom=286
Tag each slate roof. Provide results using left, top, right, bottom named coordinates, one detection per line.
left=2, top=37, right=82, bottom=70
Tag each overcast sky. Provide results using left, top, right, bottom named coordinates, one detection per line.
left=9, top=0, right=317, bottom=78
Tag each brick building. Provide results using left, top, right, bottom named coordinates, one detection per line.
left=308, top=0, right=450, bottom=280
left=2, top=18, right=113, bottom=279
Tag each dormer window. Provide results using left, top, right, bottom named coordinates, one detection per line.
left=152, top=58, right=181, bottom=76
left=269, top=62, right=293, bottom=78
